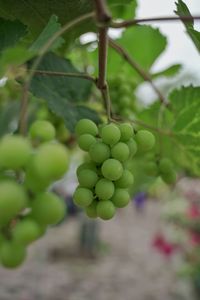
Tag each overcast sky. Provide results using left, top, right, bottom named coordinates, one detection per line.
left=137, top=0, right=200, bottom=72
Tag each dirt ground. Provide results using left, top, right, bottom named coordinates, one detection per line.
left=0, top=201, right=195, bottom=300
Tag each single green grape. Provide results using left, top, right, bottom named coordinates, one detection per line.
left=101, top=123, right=121, bottom=145
left=119, top=123, right=133, bottom=142
left=135, top=130, right=155, bottom=152
left=0, top=135, right=31, bottom=169
left=111, top=189, right=130, bottom=208
left=115, top=169, right=134, bottom=188
left=126, top=138, right=137, bottom=157
left=159, top=158, right=173, bottom=174
left=0, top=241, right=26, bottom=268
left=30, top=192, right=66, bottom=225
left=145, top=162, right=159, bottom=177
left=121, top=109, right=132, bottom=118
left=25, top=158, right=51, bottom=193
left=75, top=119, right=98, bottom=136
left=111, top=142, right=130, bottom=162
left=29, top=120, right=56, bottom=142
left=73, top=187, right=93, bottom=207
left=33, top=142, right=69, bottom=180
left=101, top=159, right=123, bottom=181
left=0, top=180, right=27, bottom=227
left=85, top=200, right=98, bottom=218
left=97, top=201, right=116, bottom=220
left=95, top=178, right=115, bottom=201
left=12, top=219, right=41, bottom=245
left=78, top=134, right=96, bottom=151
left=77, top=169, right=98, bottom=189
left=76, top=162, right=97, bottom=177
left=161, top=171, right=176, bottom=184
left=119, top=96, right=131, bottom=108
left=89, top=142, right=110, bottom=164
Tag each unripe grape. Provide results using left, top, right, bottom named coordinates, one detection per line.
left=97, top=201, right=116, bottom=220
left=119, top=84, right=132, bottom=95
left=0, top=180, right=27, bottom=227
left=101, top=159, right=123, bottom=181
left=161, top=171, right=176, bottom=184
left=119, top=123, right=133, bottom=142
left=111, top=189, right=130, bottom=208
left=89, top=142, right=110, bottom=164
left=111, top=142, right=130, bottom=162
left=77, top=169, right=98, bottom=189
left=78, top=134, right=96, bottom=151
left=126, top=138, right=137, bottom=157
left=101, top=123, right=121, bottom=145
left=25, top=159, right=51, bottom=192
left=76, top=162, right=97, bottom=177
left=85, top=200, right=98, bottom=218
left=121, top=109, right=131, bottom=118
left=73, top=187, right=93, bottom=207
left=95, top=178, right=115, bottom=200
left=75, top=119, right=98, bottom=136
left=12, top=219, right=41, bottom=245
left=30, top=192, right=66, bottom=225
left=159, top=158, right=173, bottom=174
left=145, top=162, right=158, bottom=177
left=119, top=96, right=131, bottom=108
left=33, top=143, right=69, bottom=180
left=0, top=241, right=26, bottom=268
left=135, top=130, right=155, bottom=152
left=115, top=169, right=134, bottom=188
left=0, top=135, right=31, bottom=169
left=29, top=120, right=56, bottom=142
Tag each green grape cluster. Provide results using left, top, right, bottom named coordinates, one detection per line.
left=145, top=157, right=177, bottom=185
left=109, top=75, right=136, bottom=117
left=0, top=120, right=69, bottom=268
left=73, top=119, right=147, bottom=220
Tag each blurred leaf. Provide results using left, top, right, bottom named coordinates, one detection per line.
left=0, top=18, right=27, bottom=53
left=0, top=46, right=34, bottom=76
left=175, top=0, right=200, bottom=52
left=170, top=86, right=200, bottom=175
left=109, top=0, right=137, bottom=19
left=0, top=101, right=21, bottom=136
left=29, top=52, right=99, bottom=131
left=152, top=64, right=182, bottom=78
left=0, top=0, right=94, bottom=47
left=30, top=15, right=64, bottom=52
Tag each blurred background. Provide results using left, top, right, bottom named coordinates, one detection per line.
left=0, top=1, right=200, bottom=300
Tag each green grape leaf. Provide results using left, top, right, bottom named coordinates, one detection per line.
left=29, top=52, right=99, bottom=131
left=118, top=25, right=167, bottom=71
left=151, top=64, right=182, bottom=79
left=109, top=0, right=137, bottom=19
left=0, top=0, right=94, bottom=46
left=30, top=15, right=64, bottom=52
left=0, top=18, right=27, bottom=53
left=175, top=0, right=200, bottom=52
left=0, top=101, right=21, bottom=136
left=0, top=46, right=34, bottom=77
left=105, top=25, right=167, bottom=81
left=169, top=86, right=200, bottom=175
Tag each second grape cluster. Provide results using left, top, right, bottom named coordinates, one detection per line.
left=73, top=119, right=155, bottom=220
